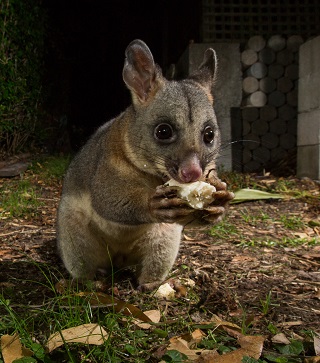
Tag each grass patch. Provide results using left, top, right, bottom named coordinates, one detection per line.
left=209, top=218, right=238, bottom=239
left=30, top=154, right=72, bottom=181
left=0, top=263, right=185, bottom=362
left=238, top=236, right=319, bottom=248
left=239, top=209, right=273, bottom=225
left=0, top=179, right=42, bottom=218
left=0, top=154, right=71, bottom=219
left=0, top=157, right=319, bottom=362
left=279, top=215, right=305, bottom=230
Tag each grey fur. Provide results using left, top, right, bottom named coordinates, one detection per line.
left=57, top=39, right=233, bottom=290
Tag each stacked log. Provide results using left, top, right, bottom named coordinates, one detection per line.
left=240, top=34, right=303, bottom=172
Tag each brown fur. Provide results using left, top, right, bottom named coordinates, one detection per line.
left=56, top=39, right=234, bottom=290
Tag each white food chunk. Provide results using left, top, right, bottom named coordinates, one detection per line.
left=166, top=179, right=216, bottom=210
left=154, top=283, right=175, bottom=300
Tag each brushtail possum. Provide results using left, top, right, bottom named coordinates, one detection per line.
left=57, top=39, right=234, bottom=290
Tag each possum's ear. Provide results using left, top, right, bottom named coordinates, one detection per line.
left=123, top=39, right=164, bottom=105
left=189, top=48, right=218, bottom=92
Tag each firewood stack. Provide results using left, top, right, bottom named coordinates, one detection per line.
left=240, top=35, right=303, bottom=172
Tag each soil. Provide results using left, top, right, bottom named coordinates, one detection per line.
left=0, top=162, right=319, bottom=340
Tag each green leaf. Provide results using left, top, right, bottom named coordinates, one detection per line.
left=13, top=358, right=37, bottom=363
left=242, top=357, right=268, bottom=363
left=162, top=350, right=189, bottom=362
left=275, top=340, right=304, bottom=355
left=153, top=328, right=168, bottom=338
left=267, top=322, right=278, bottom=334
left=264, top=355, right=288, bottom=363
left=231, top=188, right=284, bottom=204
left=124, top=344, right=138, bottom=355
left=218, top=345, right=233, bottom=353
left=30, top=342, right=46, bottom=360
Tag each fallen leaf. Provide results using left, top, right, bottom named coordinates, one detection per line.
left=46, top=323, right=108, bottom=352
left=211, top=314, right=242, bottom=335
left=271, top=333, right=291, bottom=345
left=167, top=335, right=203, bottom=361
left=135, top=309, right=161, bottom=329
left=314, top=334, right=320, bottom=356
left=180, top=329, right=206, bottom=349
left=183, top=233, right=197, bottom=241
left=75, top=292, right=152, bottom=323
left=196, top=334, right=265, bottom=363
left=279, top=320, right=304, bottom=327
left=304, top=357, right=320, bottom=363
left=1, top=333, right=33, bottom=363
left=294, top=232, right=310, bottom=239
left=231, top=188, right=284, bottom=204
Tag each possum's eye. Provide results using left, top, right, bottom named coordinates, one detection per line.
left=154, top=123, right=174, bottom=141
left=203, top=125, right=214, bottom=144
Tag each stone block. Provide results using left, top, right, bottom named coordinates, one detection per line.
left=298, top=72, right=320, bottom=112
left=299, top=35, right=320, bottom=78
left=297, top=144, right=320, bottom=179
left=297, top=110, right=320, bottom=146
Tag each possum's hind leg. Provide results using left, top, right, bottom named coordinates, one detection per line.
left=57, top=197, right=112, bottom=279
left=135, top=223, right=183, bottom=291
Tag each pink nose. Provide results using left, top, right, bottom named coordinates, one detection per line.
left=178, top=154, right=202, bottom=183
left=180, top=167, right=202, bottom=183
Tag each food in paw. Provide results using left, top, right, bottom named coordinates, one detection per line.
left=166, top=179, right=216, bottom=210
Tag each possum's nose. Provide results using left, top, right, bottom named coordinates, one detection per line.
left=179, top=154, right=202, bottom=183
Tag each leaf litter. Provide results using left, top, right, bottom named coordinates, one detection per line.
left=0, top=161, right=319, bottom=362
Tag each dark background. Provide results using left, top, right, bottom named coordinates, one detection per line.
left=44, top=0, right=201, bottom=149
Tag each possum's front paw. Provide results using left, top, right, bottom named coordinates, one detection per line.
left=149, top=185, right=195, bottom=223
left=201, top=178, right=234, bottom=223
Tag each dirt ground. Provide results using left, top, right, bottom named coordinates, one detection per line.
left=0, top=166, right=319, bottom=339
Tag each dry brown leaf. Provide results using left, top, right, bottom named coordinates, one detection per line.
left=46, top=323, right=108, bottom=352
left=76, top=292, right=152, bottom=323
left=167, top=320, right=264, bottom=363
left=0, top=333, right=33, bottom=363
left=180, top=329, right=206, bottom=349
left=211, top=314, right=242, bottom=335
left=183, top=233, right=197, bottom=241
left=167, top=336, right=203, bottom=361
left=314, top=334, right=320, bottom=356
left=196, top=334, right=265, bottom=363
left=135, top=309, right=161, bottom=329
left=271, top=333, right=291, bottom=345
left=304, top=357, right=320, bottom=363
left=279, top=320, right=304, bottom=327
left=55, top=290, right=151, bottom=323
left=294, top=232, right=310, bottom=239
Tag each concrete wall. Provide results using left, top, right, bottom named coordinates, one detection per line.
left=297, top=36, right=320, bottom=180
left=176, top=43, right=242, bottom=170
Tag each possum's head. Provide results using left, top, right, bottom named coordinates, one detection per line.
left=123, top=39, right=220, bottom=184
